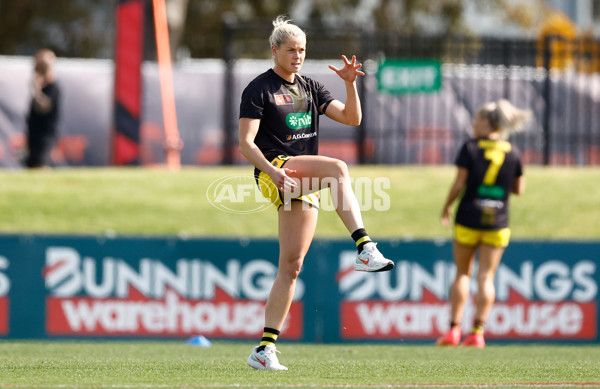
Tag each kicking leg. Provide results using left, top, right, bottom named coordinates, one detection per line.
left=283, top=155, right=393, bottom=272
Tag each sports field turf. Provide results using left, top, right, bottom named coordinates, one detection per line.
left=0, top=166, right=598, bottom=239
left=0, top=166, right=598, bottom=388
left=0, top=341, right=598, bottom=388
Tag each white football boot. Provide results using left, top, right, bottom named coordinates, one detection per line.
left=247, top=345, right=288, bottom=371
left=354, top=242, right=394, bottom=272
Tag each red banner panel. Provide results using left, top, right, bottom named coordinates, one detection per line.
left=0, top=298, right=8, bottom=335
left=112, top=0, right=145, bottom=165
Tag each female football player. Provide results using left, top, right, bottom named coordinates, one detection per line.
left=438, top=99, right=531, bottom=348
left=239, top=16, right=394, bottom=370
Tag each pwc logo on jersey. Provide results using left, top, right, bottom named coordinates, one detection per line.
left=286, top=112, right=312, bottom=130
left=274, top=94, right=293, bottom=105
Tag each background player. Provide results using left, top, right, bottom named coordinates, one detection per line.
left=438, top=99, right=531, bottom=348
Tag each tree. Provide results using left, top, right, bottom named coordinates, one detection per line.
left=0, top=0, right=566, bottom=59
left=179, top=0, right=557, bottom=59
left=0, top=0, right=113, bottom=58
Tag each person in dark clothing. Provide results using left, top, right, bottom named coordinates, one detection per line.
left=240, top=16, right=394, bottom=371
left=25, top=49, right=60, bottom=168
left=437, top=99, right=531, bottom=348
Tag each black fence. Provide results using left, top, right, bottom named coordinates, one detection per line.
left=222, top=20, right=600, bottom=166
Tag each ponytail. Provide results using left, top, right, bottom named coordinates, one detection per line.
left=478, top=99, right=532, bottom=139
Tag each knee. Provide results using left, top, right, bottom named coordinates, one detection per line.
left=478, top=274, right=495, bottom=287
left=278, top=257, right=303, bottom=281
left=278, top=267, right=301, bottom=282
left=328, top=158, right=349, bottom=179
left=453, top=273, right=471, bottom=288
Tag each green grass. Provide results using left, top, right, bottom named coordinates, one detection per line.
left=0, top=341, right=598, bottom=388
left=0, top=166, right=598, bottom=239
left=0, top=168, right=598, bottom=387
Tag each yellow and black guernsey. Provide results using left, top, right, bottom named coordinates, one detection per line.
left=240, top=69, right=334, bottom=209
left=240, top=69, right=334, bottom=162
left=454, top=137, right=523, bottom=230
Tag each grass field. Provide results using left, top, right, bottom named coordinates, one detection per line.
left=0, top=166, right=598, bottom=388
left=0, top=166, right=599, bottom=239
left=0, top=341, right=599, bottom=388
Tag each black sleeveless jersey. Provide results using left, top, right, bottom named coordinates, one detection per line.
left=239, top=69, right=334, bottom=161
left=454, top=137, right=523, bottom=229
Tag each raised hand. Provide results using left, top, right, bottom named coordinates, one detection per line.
left=328, top=55, right=365, bottom=83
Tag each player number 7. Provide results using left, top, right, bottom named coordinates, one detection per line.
left=482, top=149, right=505, bottom=185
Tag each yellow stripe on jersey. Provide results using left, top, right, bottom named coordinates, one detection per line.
left=478, top=139, right=511, bottom=153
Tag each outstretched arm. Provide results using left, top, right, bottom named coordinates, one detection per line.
left=323, top=55, right=365, bottom=126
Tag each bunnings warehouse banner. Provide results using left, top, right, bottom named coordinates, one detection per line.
left=0, top=234, right=597, bottom=342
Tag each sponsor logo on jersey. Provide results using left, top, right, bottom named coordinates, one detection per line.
left=274, top=94, right=294, bottom=105
left=477, top=184, right=506, bottom=199
left=286, top=132, right=317, bottom=141
left=286, top=112, right=312, bottom=129
left=475, top=198, right=504, bottom=209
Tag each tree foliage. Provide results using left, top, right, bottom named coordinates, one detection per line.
left=181, top=0, right=474, bottom=58
left=0, top=0, right=112, bottom=58
left=0, top=0, right=566, bottom=59
left=180, top=0, right=556, bottom=59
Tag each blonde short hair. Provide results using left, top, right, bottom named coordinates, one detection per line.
left=269, top=15, right=305, bottom=48
left=478, top=99, right=532, bottom=140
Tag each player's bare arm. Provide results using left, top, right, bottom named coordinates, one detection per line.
left=512, top=175, right=525, bottom=195
left=238, top=117, right=296, bottom=192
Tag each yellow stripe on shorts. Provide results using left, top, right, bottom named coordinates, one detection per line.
left=257, top=155, right=320, bottom=210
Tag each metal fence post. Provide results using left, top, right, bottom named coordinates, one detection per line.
left=503, top=40, right=510, bottom=101
left=542, top=35, right=554, bottom=166
left=222, top=13, right=236, bottom=165
left=357, top=30, right=370, bottom=164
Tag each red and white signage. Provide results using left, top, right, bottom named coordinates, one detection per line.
left=44, top=247, right=303, bottom=338
left=337, top=251, right=598, bottom=340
